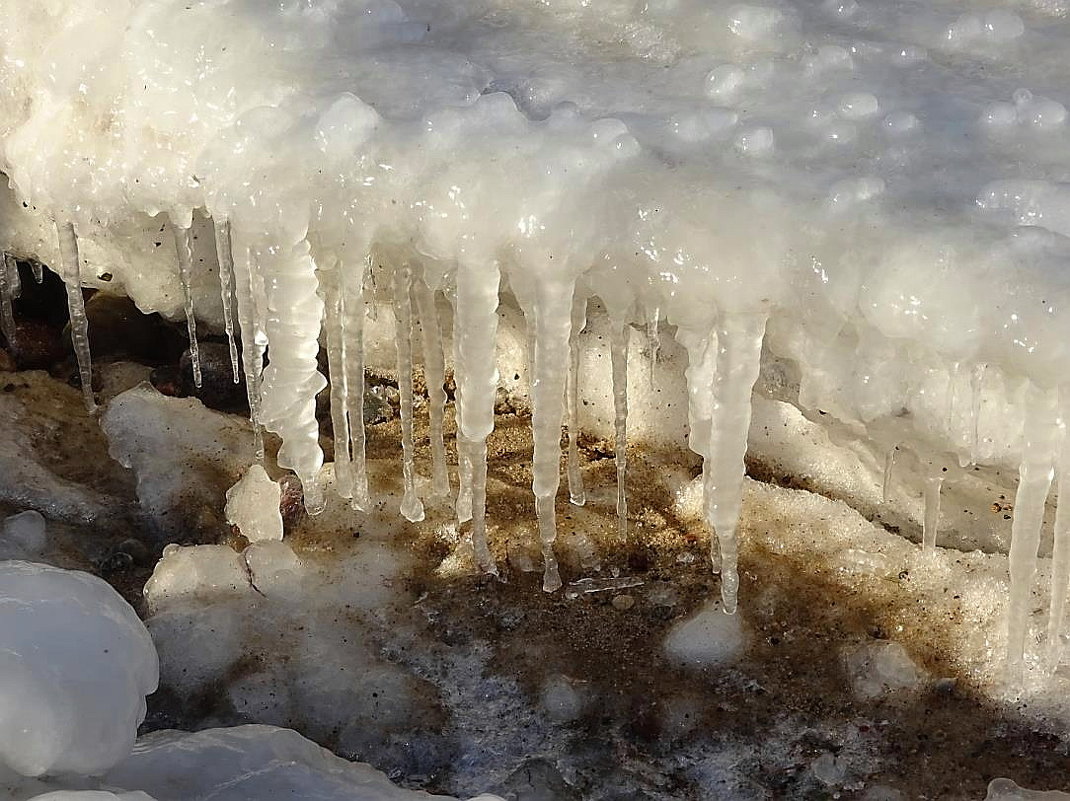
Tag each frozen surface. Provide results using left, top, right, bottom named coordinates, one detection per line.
left=0, top=561, right=158, bottom=778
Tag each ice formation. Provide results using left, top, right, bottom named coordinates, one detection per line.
left=3, top=0, right=1070, bottom=683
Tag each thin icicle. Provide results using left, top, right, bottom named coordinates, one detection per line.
left=969, top=363, right=987, bottom=466
left=172, top=222, right=202, bottom=388
left=455, top=438, right=474, bottom=524
left=30, top=261, right=43, bottom=285
left=467, top=437, right=495, bottom=573
left=610, top=318, right=629, bottom=539
left=230, top=235, right=266, bottom=462
left=566, top=294, right=587, bottom=506
left=647, top=304, right=660, bottom=390
left=393, top=264, right=425, bottom=523
left=946, top=361, right=960, bottom=433
left=320, top=263, right=353, bottom=500
left=341, top=255, right=370, bottom=511
left=704, top=311, right=767, bottom=615
left=55, top=222, right=95, bottom=412
left=921, top=474, right=943, bottom=552
left=414, top=277, right=450, bottom=497
left=882, top=445, right=898, bottom=503
left=1005, top=385, right=1060, bottom=684
left=212, top=219, right=241, bottom=383
left=1047, top=421, right=1070, bottom=666
left=1, top=253, right=17, bottom=346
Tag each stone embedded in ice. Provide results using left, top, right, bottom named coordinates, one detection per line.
left=0, top=561, right=158, bottom=778
left=663, top=601, right=746, bottom=668
left=225, top=465, right=284, bottom=543
left=843, top=641, right=927, bottom=700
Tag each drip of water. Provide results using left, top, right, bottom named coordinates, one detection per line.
left=55, top=222, right=95, bottom=412
left=172, top=222, right=202, bottom=388
left=414, top=277, right=450, bottom=497
left=393, top=264, right=425, bottom=523
left=610, top=318, right=629, bottom=539
left=704, top=312, right=768, bottom=615
left=566, top=294, right=587, bottom=506
left=212, top=219, right=241, bottom=383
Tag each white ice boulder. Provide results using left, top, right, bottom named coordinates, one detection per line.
left=0, top=561, right=159, bottom=778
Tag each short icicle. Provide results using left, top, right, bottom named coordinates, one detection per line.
left=1047, top=413, right=1070, bottom=666
left=566, top=293, right=587, bottom=506
left=530, top=279, right=576, bottom=593
left=320, top=262, right=353, bottom=500
left=393, top=263, right=425, bottom=523
left=704, top=311, right=768, bottom=615
left=228, top=233, right=266, bottom=461
left=172, top=222, right=202, bottom=388
left=969, top=363, right=988, bottom=466
left=414, top=277, right=450, bottom=497
left=341, top=256, right=370, bottom=511
left=646, top=304, right=660, bottom=390
left=212, top=219, right=241, bottom=383
left=882, top=445, right=899, bottom=503
left=922, top=473, right=943, bottom=552
left=610, top=317, right=629, bottom=539
left=453, top=262, right=501, bottom=573
left=0, top=253, right=17, bottom=346
left=30, top=260, right=43, bottom=284
left=1005, top=385, right=1061, bottom=685
left=55, top=222, right=95, bottom=412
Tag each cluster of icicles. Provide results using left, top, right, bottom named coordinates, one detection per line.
left=2, top=215, right=1064, bottom=686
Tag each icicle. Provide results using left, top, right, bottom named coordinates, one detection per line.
left=393, top=264, right=425, bottom=523
left=452, top=262, right=501, bottom=574
left=30, top=261, right=43, bottom=285
left=455, top=439, right=474, bottom=524
left=341, top=256, right=370, bottom=511
left=256, top=238, right=327, bottom=514
left=55, top=222, right=95, bottom=412
left=229, top=235, right=266, bottom=462
left=414, top=278, right=450, bottom=497
left=969, top=362, right=987, bottom=466
left=1, top=253, right=17, bottom=346
left=921, top=474, right=943, bottom=552
left=566, top=294, right=587, bottom=506
left=530, top=279, right=576, bottom=593
left=610, top=318, right=629, bottom=539
left=1005, top=385, right=1060, bottom=684
left=172, top=222, right=202, bottom=388
left=882, top=445, right=898, bottom=503
left=945, top=361, right=960, bottom=433
left=704, top=311, right=767, bottom=615
left=647, top=304, right=660, bottom=390
left=212, top=219, right=241, bottom=383
left=1047, top=420, right=1070, bottom=665
left=320, top=263, right=353, bottom=500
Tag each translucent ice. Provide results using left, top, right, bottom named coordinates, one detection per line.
left=225, top=465, right=284, bottom=543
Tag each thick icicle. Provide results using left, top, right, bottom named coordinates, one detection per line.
left=341, top=256, right=370, bottom=511
left=1047, top=426, right=1070, bottom=665
left=452, top=262, right=501, bottom=573
left=55, top=222, right=95, bottom=412
left=530, top=279, right=575, bottom=593
left=1005, top=386, right=1060, bottom=684
left=566, top=294, right=587, bottom=507
left=172, top=222, right=202, bottom=388
left=922, top=474, right=943, bottom=552
left=882, top=445, right=898, bottom=503
left=704, top=312, right=767, bottom=615
left=414, top=277, right=450, bottom=497
left=212, top=219, right=241, bottom=383
left=393, top=264, right=425, bottom=523
left=230, top=236, right=266, bottom=462
left=319, top=263, right=353, bottom=500
left=610, top=318, right=629, bottom=539
left=1, top=253, right=17, bottom=345
left=255, top=238, right=327, bottom=514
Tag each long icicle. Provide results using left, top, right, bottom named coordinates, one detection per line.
left=566, top=294, right=587, bottom=506
left=414, top=276, right=450, bottom=497
left=212, top=219, right=241, bottom=383
left=1047, top=415, right=1070, bottom=667
left=393, top=263, right=425, bottom=523
left=320, top=262, right=353, bottom=500
left=341, top=254, right=370, bottom=510
left=452, top=293, right=473, bottom=525
left=969, top=363, right=988, bottom=466
left=1, top=253, right=17, bottom=346
left=922, top=474, right=943, bottom=552
left=610, top=317, right=629, bottom=540
left=55, top=222, right=95, bottom=412
left=704, top=311, right=767, bottom=615
left=226, top=228, right=266, bottom=462
left=530, top=279, right=575, bottom=592
left=882, top=444, right=898, bottom=503
left=1005, top=385, right=1060, bottom=684
left=172, top=222, right=202, bottom=388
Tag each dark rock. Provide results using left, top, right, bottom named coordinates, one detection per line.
left=179, top=342, right=247, bottom=413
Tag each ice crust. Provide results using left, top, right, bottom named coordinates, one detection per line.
left=4, top=0, right=1070, bottom=673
